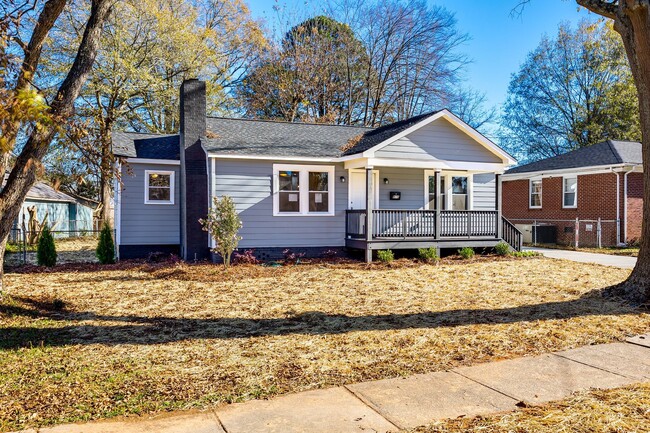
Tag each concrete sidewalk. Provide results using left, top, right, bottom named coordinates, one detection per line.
left=20, top=334, right=650, bottom=433
left=524, top=247, right=637, bottom=269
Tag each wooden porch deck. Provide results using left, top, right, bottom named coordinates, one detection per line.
left=345, top=209, right=522, bottom=258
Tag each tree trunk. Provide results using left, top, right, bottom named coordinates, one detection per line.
left=0, top=236, right=7, bottom=298
left=0, top=0, right=112, bottom=286
left=613, top=4, right=650, bottom=304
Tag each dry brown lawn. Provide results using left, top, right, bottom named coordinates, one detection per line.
left=4, top=236, right=98, bottom=266
left=1, top=256, right=649, bottom=432
left=412, top=383, right=650, bottom=432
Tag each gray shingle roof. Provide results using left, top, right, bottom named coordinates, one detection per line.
left=112, top=131, right=180, bottom=159
left=204, top=117, right=371, bottom=158
left=2, top=175, right=78, bottom=203
left=505, top=140, right=642, bottom=175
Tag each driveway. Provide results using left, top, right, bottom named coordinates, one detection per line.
left=525, top=247, right=637, bottom=269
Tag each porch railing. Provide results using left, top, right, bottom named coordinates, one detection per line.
left=346, top=209, right=500, bottom=240
left=502, top=217, right=523, bottom=251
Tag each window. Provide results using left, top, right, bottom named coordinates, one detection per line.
left=563, top=176, right=577, bottom=208
left=273, top=164, right=335, bottom=216
left=145, top=170, right=174, bottom=204
left=427, top=175, right=447, bottom=210
left=451, top=176, right=468, bottom=210
left=529, top=179, right=542, bottom=208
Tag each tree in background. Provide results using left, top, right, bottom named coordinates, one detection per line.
left=44, top=0, right=265, bottom=222
left=240, top=0, right=472, bottom=127
left=36, top=225, right=57, bottom=267
left=0, top=0, right=111, bottom=293
left=501, top=20, right=639, bottom=162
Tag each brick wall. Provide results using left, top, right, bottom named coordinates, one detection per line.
left=626, top=172, right=643, bottom=244
left=502, top=173, right=621, bottom=247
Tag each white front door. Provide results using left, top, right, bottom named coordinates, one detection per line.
left=349, top=170, right=378, bottom=209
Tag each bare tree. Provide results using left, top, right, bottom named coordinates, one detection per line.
left=0, top=0, right=112, bottom=292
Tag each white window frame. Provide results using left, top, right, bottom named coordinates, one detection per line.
left=273, top=164, right=335, bottom=216
left=144, top=170, right=175, bottom=205
left=563, top=176, right=578, bottom=208
left=529, top=179, right=542, bottom=209
left=424, top=170, right=473, bottom=210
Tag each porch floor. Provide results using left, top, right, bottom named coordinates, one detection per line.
left=346, top=237, right=504, bottom=251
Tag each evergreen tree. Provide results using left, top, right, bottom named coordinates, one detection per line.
left=37, top=226, right=57, bottom=267
left=96, top=223, right=115, bottom=264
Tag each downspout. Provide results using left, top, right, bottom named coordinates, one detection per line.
left=623, top=166, right=637, bottom=245
left=613, top=169, right=621, bottom=246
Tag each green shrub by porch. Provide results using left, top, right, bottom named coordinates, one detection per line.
left=494, top=241, right=510, bottom=256
left=458, top=247, right=474, bottom=260
left=96, top=223, right=116, bottom=264
left=37, top=225, right=57, bottom=267
left=377, top=249, right=394, bottom=262
left=418, top=247, right=439, bottom=263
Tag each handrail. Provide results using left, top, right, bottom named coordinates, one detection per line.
left=501, top=217, right=523, bottom=251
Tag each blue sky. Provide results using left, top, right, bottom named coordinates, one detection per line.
left=245, top=0, right=597, bottom=116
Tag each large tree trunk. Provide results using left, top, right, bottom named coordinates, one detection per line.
left=577, top=0, right=650, bottom=304
left=0, top=0, right=112, bottom=292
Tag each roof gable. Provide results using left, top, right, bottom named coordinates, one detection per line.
left=112, top=132, right=180, bottom=160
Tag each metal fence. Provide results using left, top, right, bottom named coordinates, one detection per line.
left=508, top=218, right=620, bottom=248
left=6, top=221, right=111, bottom=266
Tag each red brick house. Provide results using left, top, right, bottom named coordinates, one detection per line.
left=501, top=141, right=643, bottom=247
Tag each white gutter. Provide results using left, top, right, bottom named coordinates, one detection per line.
left=502, top=163, right=631, bottom=181
left=613, top=169, right=621, bottom=245
left=623, top=166, right=638, bottom=244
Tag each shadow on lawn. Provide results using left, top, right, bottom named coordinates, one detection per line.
left=0, top=289, right=640, bottom=350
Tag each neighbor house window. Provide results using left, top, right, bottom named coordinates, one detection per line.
left=145, top=170, right=174, bottom=204
left=451, top=176, right=468, bottom=210
left=274, top=164, right=335, bottom=216
left=529, top=179, right=542, bottom=208
left=563, top=176, right=577, bottom=208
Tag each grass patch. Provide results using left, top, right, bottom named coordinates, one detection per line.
left=411, top=383, right=650, bottom=432
left=1, top=258, right=648, bottom=431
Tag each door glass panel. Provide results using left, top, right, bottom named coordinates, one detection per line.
left=451, top=176, right=467, bottom=210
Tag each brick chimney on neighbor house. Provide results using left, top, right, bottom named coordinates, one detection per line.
left=180, top=79, right=210, bottom=261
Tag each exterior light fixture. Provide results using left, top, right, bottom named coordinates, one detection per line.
left=340, top=176, right=346, bottom=183
left=383, top=178, right=389, bottom=184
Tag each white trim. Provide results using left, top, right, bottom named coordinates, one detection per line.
left=272, top=164, right=336, bottom=216
left=501, top=163, right=643, bottom=181
left=208, top=153, right=337, bottom=162
left=126, top=158, right=181, bottom=165
left=144, top=170, right=175, bottom=205
left=529, top=179, right=542, bottom=209
left=562, top=176, right=578, bottom=209
left=344, top=157, right=507, bottom=172
left=359, top=110, right=516, bottom=165
left=348, top=169, right=379, bottom=209
left=423, top=170, right=472, bottom=210
left=114, top=161, right=122, bottom=255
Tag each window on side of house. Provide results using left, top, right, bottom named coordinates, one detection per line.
left=274, top=165, right=335, bottom=216
left=145, top=170, right=174, bottom=204
left=529, top=179, right=542, bottom=208
left=563, top=176, right=577, bottom=208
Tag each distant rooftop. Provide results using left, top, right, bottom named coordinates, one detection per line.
left=505, top=140, right=642, bottom=175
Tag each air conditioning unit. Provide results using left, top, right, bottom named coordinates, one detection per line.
left=515, top=224, right=533, bottom=244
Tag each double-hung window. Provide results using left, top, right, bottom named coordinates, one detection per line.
left=145, top=170, right=174, bottom=204
left=529, top=179, right=542, bottom=208
left=274, top=164, right=335, bottom=216
left=563, top=176, right=577, bottom=208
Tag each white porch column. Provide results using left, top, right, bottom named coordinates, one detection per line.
left=435, top=170, right=441, bottom=240
left=365, top=166, right=374, bottom=263
left=496, top=173, right=503, bottom=239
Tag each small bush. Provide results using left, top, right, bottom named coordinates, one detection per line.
left=96, top=223, right=116, bottom=264
left=233, top=249, right=260, bottom=265
left=36, top=225, right=57, bottom=267
left=418, top=247, right=439, bottom=263
left=458, top=247, right=474, bottom=260
left=511, top=250, right=540, bottom=258
left=377, top=249, right=394, bottom=262
left=494, top=241, right=510, bottom=256
left=283, top=248, right=305, bottom=265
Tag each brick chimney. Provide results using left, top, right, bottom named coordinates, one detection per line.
left=180, top=79, right=210, bottom=261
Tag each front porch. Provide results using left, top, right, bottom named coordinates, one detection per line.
left=346, top=209, right=522, bottom=260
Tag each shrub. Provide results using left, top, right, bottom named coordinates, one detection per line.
left=418, top=247, right=439, bottom=263
left=233, top=249, right=260, bottom=265
left=36, top=225, right=57, bottom=267
left=377, top=249, right=394, bottom=262
left=511, top=250, right=540, bottom=258
left=322, top=249, right=338, bottom=260
left=494, top=241, right=510, bottom=256
left=96, top=223, right=116, bottom=264
left=200, top=196, right=242, bottom=268
left=283, top=248, right=305, bottom=265
left=458, top=247, right=474, bottom=260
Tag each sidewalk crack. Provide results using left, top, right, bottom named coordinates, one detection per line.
left=342, top=385, right=404, bottom=432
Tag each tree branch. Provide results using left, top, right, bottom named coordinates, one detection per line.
left=576, top=0, right=618, bottom=20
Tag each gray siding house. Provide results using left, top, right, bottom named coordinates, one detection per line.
left=113, top=80, right=520, bottom=262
